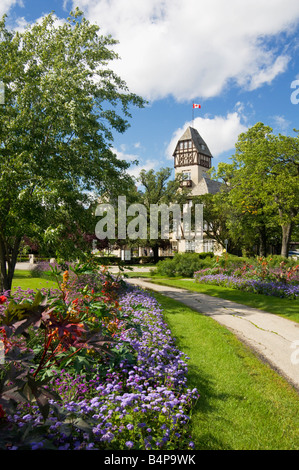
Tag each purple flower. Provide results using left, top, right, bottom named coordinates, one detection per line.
left=31, top=442, right=44, bottom=450
left=101, top=432, right=114, bottom=442
left=2, top=283, right=199, bottom=450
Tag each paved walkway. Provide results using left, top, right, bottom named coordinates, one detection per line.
left=125, top=277, right=299, bottom=392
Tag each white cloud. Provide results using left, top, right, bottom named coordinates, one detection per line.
left=0, top=0, right=23, bottom=17
left=12, top=16, right=29, bottom=32
left=112, top=146, right=157, bottom=180
left=127, top=160, right=158, bottom=181
left=166, top=111, right=248, bottom=159
left=112, top=147, right=139, bottom=163
left=245, top=55, right=290, bottom=90
left=62, top=0, right=72, bottom=10
left=7, top=10, right=67, bottom=33
left=72, top=0, right=299, bottom=101
left=271, top=115, right=291, bottom=133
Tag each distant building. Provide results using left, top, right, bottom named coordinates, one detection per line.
left=169, top=126, right=222, bottom=254
left=173, top=126, right=221, bottom=196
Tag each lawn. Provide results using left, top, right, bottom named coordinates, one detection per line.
left=124, top=272, right=299, bottom=323
left=11, top=269, right=58, bottom=292
left=154, top=292, right=299, bottom=450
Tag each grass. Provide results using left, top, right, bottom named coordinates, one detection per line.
left=154, top=292, right=299, bottom=450
left=124, top=271, right=299, bottom=323
left=12, top=269, right=58, bottom=292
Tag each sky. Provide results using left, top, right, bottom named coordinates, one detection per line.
left=2, top=0, right=299, bottom=182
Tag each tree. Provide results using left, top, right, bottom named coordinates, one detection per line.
left=192, top=192, right=233, bottom=252
left=136, top=168, right=191, bottom=262
left=0, top=9, right=145, bottom=291
left=217, top=123, right=299, bottom=257
left=213, top=162, right=281, bottom=256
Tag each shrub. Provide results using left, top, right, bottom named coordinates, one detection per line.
left=198, top=252, right=214, bottom=259
left=155, top=257, right=178, bottom=277
left=156, top=253, right=214, bottom=278
left=213, top=253, right=251, bottom=271
left=265, top=255, right=298, bottom=268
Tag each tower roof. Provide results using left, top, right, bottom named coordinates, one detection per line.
left=175, top=126, right=213, bottom=158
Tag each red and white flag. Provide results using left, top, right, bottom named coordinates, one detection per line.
left=193, top=103, right=201, bottom=109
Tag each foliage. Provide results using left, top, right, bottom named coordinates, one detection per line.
left=0, top=260, right=127, bottom=424
left=194, top=254, right=299, bottom=299
left=0, top=260, right=198, bottom=450
left=0, top=9, right=145, bottom=291
left=155, top=252, right=214, bottom=277
left=214, top=123, right=299, bottom=258
left=192, top=193, right=233, bottom=251
left=134, top=168, right=192, bottom=262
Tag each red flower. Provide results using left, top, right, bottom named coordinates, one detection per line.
left=0, top=405, right=6, bottom=419
left=0, top=296, right=7, bottom=304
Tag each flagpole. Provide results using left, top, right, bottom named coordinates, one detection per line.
left=192, top=103, right=201, bottom=127
left=192, top=103, right=194, bottom=127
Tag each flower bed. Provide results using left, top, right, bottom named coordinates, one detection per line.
left=0, top=261, right=198, bottom=450
left=194, top=256, right=299, bottom=299
left=193, top=273, right=299, bottom=299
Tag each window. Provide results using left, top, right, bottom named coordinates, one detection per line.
left=181, top=140, right=192, bottom=149
left=185, top=240, right=195, bottom=252
left=203, top=239, right=214, bottom=252
left=183, top=170, right=191, bottom=180
left=199, top=154, right=211, bottom=168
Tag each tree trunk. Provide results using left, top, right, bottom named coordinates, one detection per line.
left=0, top=236, right=21, bottom=293
left=281, top=223, right=292, bottom=258
left=258, top=224, right=268, bottom=257
left=0, top=239, right=7, bottom=293
left=152, top=244, right=159, bottom=264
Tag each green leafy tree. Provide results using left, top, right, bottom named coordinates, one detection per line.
left=212, top=163, right=280, bottom=256
left=216, top=123, right=299, bottom=257
left=192, top=192, right=232, bottom=252
left=136, top=167, right=191, bottom=262
left=0, top=9, right=145, bottom=291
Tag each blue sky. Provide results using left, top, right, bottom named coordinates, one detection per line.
left=3, top=0, right=299, bottom=181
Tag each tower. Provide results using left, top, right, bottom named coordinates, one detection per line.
left=171, top=126, right=222, bottom=254
left=173, top=126, right=220, bottom=196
